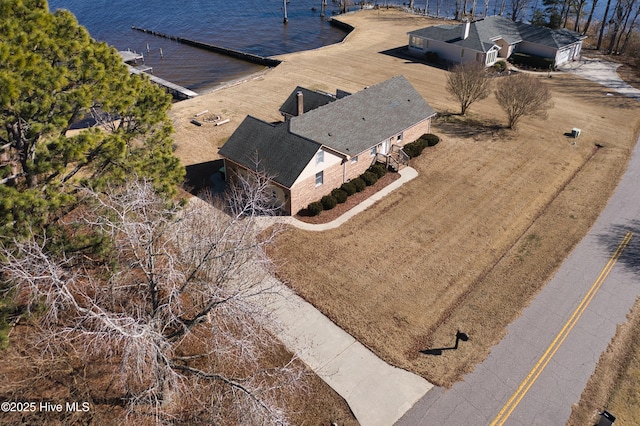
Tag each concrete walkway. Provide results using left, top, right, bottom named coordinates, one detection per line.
left=259, top=280, right=433, bottom=426
left=558, top=57, right=640, bottom=100
left=254, top=165, right=432, bottom=426
left=257, top=167, right=418, bottom=231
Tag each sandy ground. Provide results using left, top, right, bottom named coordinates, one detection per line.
left=169, top=9, right=640, bottom=386
left=169, top=10, right=448, bottom=166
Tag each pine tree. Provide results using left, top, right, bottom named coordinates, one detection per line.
left=0, top=0, right=184, bottom=238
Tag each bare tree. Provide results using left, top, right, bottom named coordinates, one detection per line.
left=573, top=0, right=589, bottom=31
left=510, top=0, right=530, bottom=20
left=617, top=2, right=640, bottom=53
left=598, top=0, right=614, bottom=49
left=1, top=177, right=304, bottom=424
left=582, top=0, right=600, bottom=34
left=608, top=0, right=640, bottom=53
left=495, top=73, right=554, bottom=129
left=446, top=62, right=492, bottom=115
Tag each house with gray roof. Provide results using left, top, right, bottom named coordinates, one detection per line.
left=407, top=15, right=585, bottom=67
left=218, top=75, right=437, bottom=215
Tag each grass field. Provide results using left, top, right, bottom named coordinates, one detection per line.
left=170, top=5, right=640, bottom=402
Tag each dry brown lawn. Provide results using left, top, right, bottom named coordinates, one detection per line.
left=170, top=8, right=640, bottom=390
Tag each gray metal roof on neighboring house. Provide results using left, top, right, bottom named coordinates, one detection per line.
left=218, top=116, right=320, bottom=188
left=477, top=15, right=522, bottom=45
left=279, top=86, right=338, bottom=117
left=408, top=15, right=583, bottom=53
left=516, top=23, right=586, bottom=48
left=289, top=75, right=436, bottom=156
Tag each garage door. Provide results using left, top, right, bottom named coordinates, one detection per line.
left=556, top=47, right=572, bottom=65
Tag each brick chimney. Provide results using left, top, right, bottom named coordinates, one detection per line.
left=462, top=20, right=470, bottom=40
left=296, top=91, right=304, bottom=116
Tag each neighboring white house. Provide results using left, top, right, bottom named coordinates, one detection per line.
left=407, top=15, right=586, bottom=67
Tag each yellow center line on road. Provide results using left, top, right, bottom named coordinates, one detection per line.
left=490, top=231, right=633, bottom=426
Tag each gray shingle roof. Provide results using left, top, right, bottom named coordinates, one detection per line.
left=515, top=23, right=586, bottom=48
left=218, top=116, right=320, bottom=188
left=408, top=15, right=583, bottom=52
left=279, top=86, right=338, bottom=117
left=289, top=76, right=436, bottom=156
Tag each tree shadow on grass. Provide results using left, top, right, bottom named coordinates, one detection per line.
left=597, top=220, right=640, bottom=277
left=433, top=114, right=506, bottom=140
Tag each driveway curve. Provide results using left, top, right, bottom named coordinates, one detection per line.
left=559, top=57, right=640, bottom=100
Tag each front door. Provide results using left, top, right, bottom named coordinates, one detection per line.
left=381, top=139, right=390, bottom=155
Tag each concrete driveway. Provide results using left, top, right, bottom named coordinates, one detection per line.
left=558, top=57, right=640, bottom=100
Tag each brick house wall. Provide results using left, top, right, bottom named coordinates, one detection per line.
left=223, top=116, right=434, bottom=216
left=344, top=150, right=378, bottom=182
left=289, top=159, right=345, bottom=215
left=400, top=118, right=432, bottom=145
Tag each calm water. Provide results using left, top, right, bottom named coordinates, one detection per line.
left=48, top=0, right=356, bottom=92
left=48, top=0, right=596, bottom=92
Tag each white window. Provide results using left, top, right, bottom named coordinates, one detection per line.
left=370, top=146, right=377, bottom=156
left=487, top=50, right=497, bottom=65
left=316, top=150, right=324, bottom=165
left=315, top=171, right=323, bottom=187
left=351, top=156, right=359, bottom=164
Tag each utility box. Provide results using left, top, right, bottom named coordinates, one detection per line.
left=572, top=128, right=581, bottom=138
left=598, top=410, right=616, bottom=426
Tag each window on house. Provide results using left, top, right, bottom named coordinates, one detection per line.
left=370, top=146, right=377, bottom=156
left=397, top=133, right=403, bottom=142
left=316, top=150, right=324, bottom=165
left=425, top=40, right=429, bottom=48
left=351, top=156, right=358, bottom=164
left=315, top=171, right=323, bottom=187
left=461, top=48, right=465, bottom=57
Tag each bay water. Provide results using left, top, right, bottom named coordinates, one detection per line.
left=48, top=0, right=359, bottom=93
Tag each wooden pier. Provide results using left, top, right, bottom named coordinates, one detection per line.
left=118, top=50, right=145, bottom=64
left=131, top=26, right=282, bottom=67
left=119, top=50, right=198, bottom=100
left=126, top=65, right=198, bottom=100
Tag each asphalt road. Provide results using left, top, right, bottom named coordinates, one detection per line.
left=397, top=62, right=640, bottom=426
